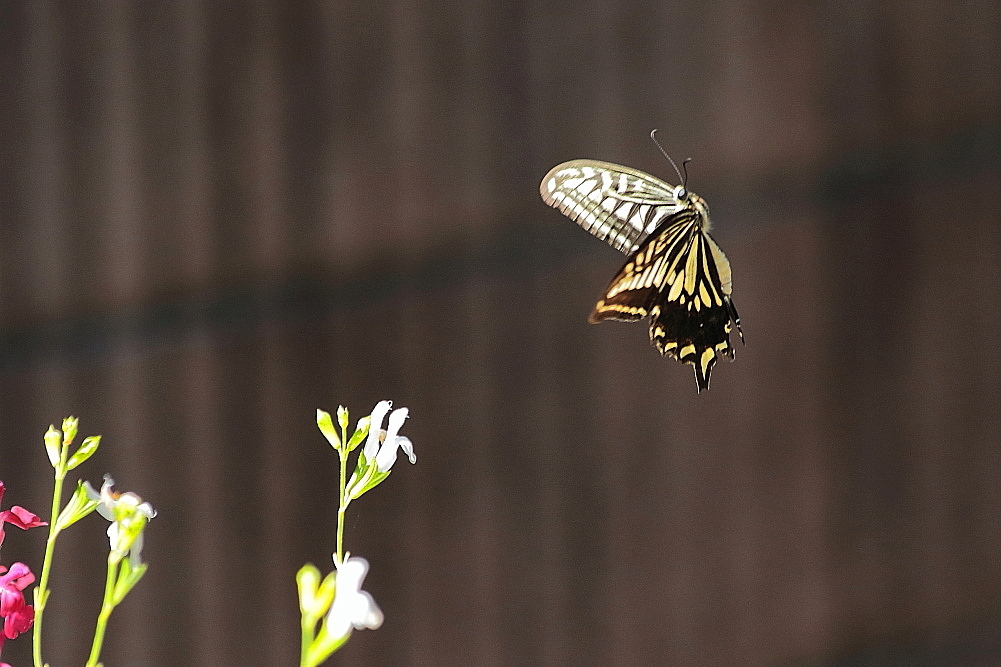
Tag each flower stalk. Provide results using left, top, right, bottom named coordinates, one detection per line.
left=28, top=418, right=152, bottom=667
left=34, top=418, right=101, bottom=667
left=82, top=476, right=155, bottom=667
left=300, top=401, right=415, bottom=665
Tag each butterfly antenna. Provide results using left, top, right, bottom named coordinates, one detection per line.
left=649, top=129, right=686, bottom=187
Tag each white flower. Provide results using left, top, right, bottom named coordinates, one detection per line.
left=363, top=401, right=417, bottom=473
left=84, top=475, right=156, bottom=565
left=325, top=557, right=383, bottom=640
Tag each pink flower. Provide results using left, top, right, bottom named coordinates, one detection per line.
left=0, top=481, right=47, bottom=548
left=0, top=562, right=36, bottom=640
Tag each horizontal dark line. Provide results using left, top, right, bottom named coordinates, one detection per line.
left=815, top=122, right=1001, bottom=202
left=0, top=217, right=594, bottom=373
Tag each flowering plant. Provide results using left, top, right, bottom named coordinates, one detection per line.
left=2, top=404, right=410, bottom=666
left=0, top=418, right=156, bottom=667
left=297, top=401, right=416, bottom=666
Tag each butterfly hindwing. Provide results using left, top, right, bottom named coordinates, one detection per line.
left=541, top=159, right=742, bottom=392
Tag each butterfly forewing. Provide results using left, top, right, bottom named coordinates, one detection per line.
left=540, top=159, right=742, bottom=392
left=540, top=160, right=689, bottom=254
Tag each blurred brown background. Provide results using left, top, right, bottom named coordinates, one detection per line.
left=1, top=1, right=1000, bottom=665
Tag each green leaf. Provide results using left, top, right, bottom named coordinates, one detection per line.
left=305, top=624, right=351, bottom=667
left=66, top=435, right=101, bottom=470
left=111, top=558, right=148, bottom=604
left=54, top=481, right=101, bottom=530
left=349, top=469, right=392, bottom=500
left=344, top=450, right=374, bottom=498
left=345, top=416, right=371, bottom=452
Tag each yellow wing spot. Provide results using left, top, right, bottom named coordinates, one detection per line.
left=683, top=237, right=699, bottom=295
left=651, top=257, right=669, bottom=287
left=679, top=343, right=696, bottom=359
left=707, top=236, right=734, bottom=296
left=667, top=272, right=684, bottom=301
left=700, top=348, right=715, bottom=374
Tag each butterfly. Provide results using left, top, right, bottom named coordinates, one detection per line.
left=539, top=141, right=742, bottom=392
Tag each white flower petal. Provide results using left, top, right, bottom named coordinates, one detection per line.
left=397, top=436, right=416, bottom=464
left=337, top=557, right=366, bottom=583
left=374, top=440, right=399, bottom=472
left=352, top=591, right=384, bottom=630
left=384, top=407, right=408, bottom=442
left=375, top=408, right=409, bottom=472
left=363, top=401, right=392, bottom=459
left=326, top=557, right=382, bottom=640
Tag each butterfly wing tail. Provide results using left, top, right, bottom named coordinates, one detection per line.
left=727, top=297, right=744, bottom=344
left=648, top=300, right=738, bottom=392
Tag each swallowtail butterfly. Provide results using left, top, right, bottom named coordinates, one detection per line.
left=540, top=139, right=742, bottom=392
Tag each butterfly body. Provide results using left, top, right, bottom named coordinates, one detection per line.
left=540, top=159, right=742, bottom=392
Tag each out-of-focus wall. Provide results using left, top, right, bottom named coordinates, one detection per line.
left=1, top=2, right=999, bottom=665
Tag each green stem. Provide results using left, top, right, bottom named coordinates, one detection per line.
left=32, top=466, right=67, bottom=667
left=335, top=425, right=349, bottom=564
left=85, top=558, right=117, bottom=667
left=300, top=615, right=316, bottom=667
left=300, top=622, right=310, bottom=666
